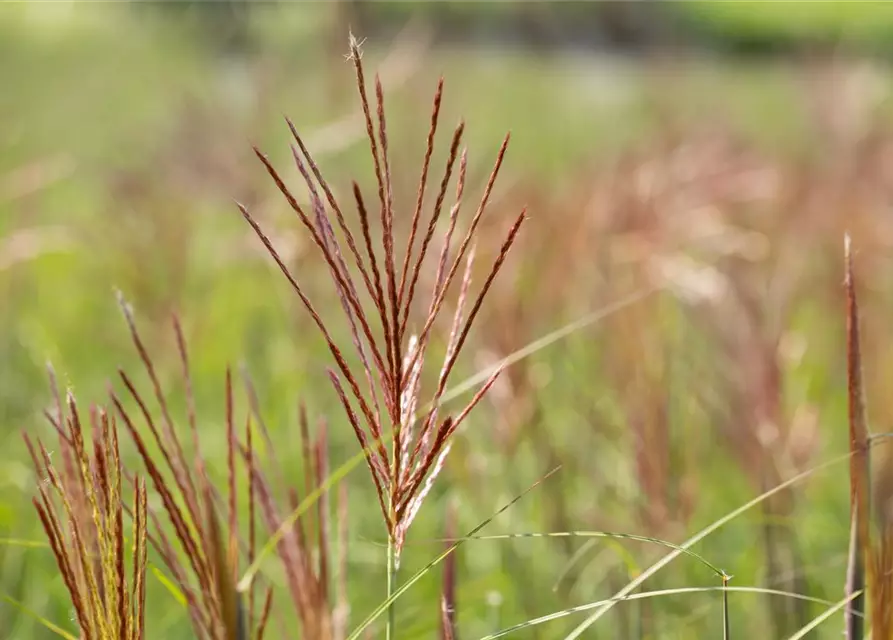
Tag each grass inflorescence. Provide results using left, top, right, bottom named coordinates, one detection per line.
left=24, top=367, right=148, bottom=640
left=239, top=31, right=525, bottom=638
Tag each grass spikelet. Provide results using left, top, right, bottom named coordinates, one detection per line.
left=24, top=374, right=149, bottom=640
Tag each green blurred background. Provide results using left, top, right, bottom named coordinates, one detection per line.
left=4, top=2, right=893, bottom=638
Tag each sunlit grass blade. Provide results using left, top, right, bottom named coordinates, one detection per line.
left=436, top=286, right=660, bottom=408
left=150, top=565, right=186, bottom=608
left=786, top=590, right=863, bottom=640
left=1, top=594, right=79, bottom=640
left=0, top=538, right=48, bottom=548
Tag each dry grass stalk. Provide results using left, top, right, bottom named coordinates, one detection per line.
left=24, top=368, right=148, bottom=640
left=845, top=234, right=870, bottom=640
left=843, top=234, right=893, bottom=639
left=239, top=31, right=525, bottom=565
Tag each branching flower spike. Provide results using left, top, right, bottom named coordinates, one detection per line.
left=111, top=295, right=346, bottom=640
left=240, top=32, right=526, bottom=560
left=111, top=300, right=257, bottom=640
left=24, top=368, right=149, bottom=640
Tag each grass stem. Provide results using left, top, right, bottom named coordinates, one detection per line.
left=386, top=533, right=397, bottom=640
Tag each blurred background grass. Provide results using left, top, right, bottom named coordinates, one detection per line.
left=4, top=1, right=893, bottom=638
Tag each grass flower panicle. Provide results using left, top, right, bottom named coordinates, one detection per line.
left=240, top=33, right=524, bottom=569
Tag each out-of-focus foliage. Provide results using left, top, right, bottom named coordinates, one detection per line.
left=677, top=1, right=893, bottom=53
left=5, top=2, right=893, bottom=639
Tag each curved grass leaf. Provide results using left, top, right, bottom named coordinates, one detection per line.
left=482, top=586, right=861, bottom=639
left=786, top=590, right=862, bottom=640
left=419, top=531, right=728, bottom=579
left=562, top=449, right=854, bottom=639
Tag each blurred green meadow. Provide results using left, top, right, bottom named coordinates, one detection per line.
left=4, top=2, right=893, bottom=638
